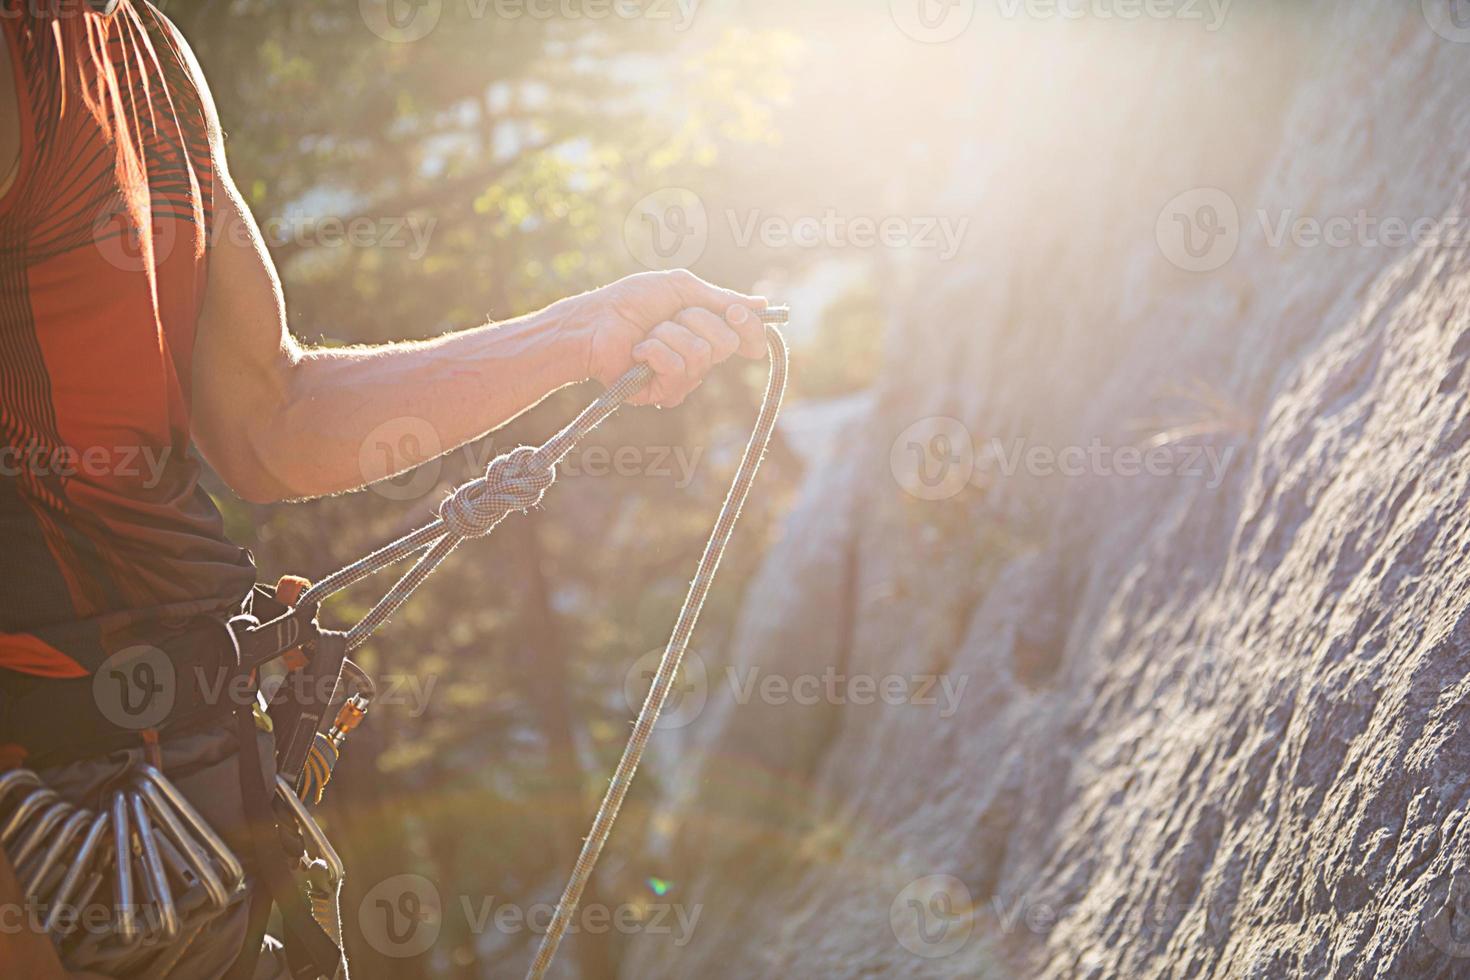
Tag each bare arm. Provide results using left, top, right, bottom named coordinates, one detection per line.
left=192, top=183, right=765, bottom=503
left=187, top=50, right=764, bottom=504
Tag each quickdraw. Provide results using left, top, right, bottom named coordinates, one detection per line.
left=0, top=763, right=245, bottom=968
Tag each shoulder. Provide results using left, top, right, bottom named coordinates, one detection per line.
left=134, top=1, right=224, bottom=146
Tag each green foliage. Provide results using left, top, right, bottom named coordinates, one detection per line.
left=174, top=2, right=805, bottom=975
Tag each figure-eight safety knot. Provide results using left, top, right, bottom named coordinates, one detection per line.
left=439, top=445, right=555, bottom=539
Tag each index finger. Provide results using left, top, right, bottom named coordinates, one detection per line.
left=668, top=269, right=767, bottom=317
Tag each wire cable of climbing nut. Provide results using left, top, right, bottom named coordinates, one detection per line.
left=297, top=307, right=789, bottom=652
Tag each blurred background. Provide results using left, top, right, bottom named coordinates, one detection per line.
left=165, top=0, right=1470, bottom=977
left=176, top=1, right=937, bottom=975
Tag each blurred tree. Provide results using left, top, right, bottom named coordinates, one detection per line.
left=160, top=1, right=799, bottom=976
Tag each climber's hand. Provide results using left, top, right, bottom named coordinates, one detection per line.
left=576, top=270, right=768, bottom=407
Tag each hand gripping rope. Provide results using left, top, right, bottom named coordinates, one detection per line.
left=292, top=309, right=789, bottom=978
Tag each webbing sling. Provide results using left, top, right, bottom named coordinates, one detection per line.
left=240, top=314, right=787, bottom=978
left=229, top=701, right=346, bottom=980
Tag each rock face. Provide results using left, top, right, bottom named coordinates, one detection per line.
left=622, top=4, right=1470, bottom=978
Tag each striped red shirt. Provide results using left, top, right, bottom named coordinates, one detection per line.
left=0, top=0, right=254, bottom=682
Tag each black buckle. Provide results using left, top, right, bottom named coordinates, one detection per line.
left=231, top=602, right=321, bottom=676
left=269, top=630, right=349, bottom=787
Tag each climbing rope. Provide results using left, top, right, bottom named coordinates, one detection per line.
left=294, top=310, right=788, bottom=978
left=526, top=319, right=787, bottom=980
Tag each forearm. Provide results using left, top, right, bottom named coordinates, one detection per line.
left=244, top=297, right=590, bottom=503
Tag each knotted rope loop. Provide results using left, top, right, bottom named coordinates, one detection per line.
left=299, top=313, right=786, bottom=658
left=439, top=445, right=555, bottom=539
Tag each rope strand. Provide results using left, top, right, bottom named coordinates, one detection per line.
left=526, top=325, right=787, bottom=980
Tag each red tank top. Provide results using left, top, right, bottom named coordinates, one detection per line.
left=0, top=1, right=254, bottom=681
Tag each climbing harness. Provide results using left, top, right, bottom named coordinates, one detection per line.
left=0, top=308, right=787, bottom=979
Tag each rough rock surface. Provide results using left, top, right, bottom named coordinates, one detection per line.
left=621, top=4, right=1470, bottom=978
